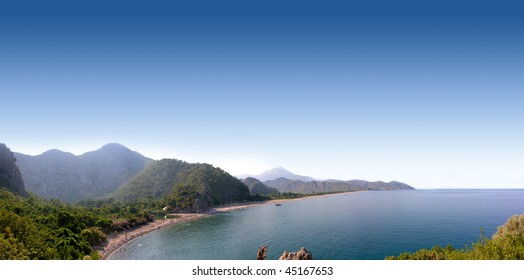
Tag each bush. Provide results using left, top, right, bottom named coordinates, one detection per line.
left=387, top=214, right=524, bottom=260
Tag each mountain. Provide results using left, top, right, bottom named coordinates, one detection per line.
left=111, top=159, right=251, bottom=212
left=0, top=143, right=28, bottom=197
left=264, top=178, right=414, bottom=193
left=242, top=167, right=317, bottom=182
left=241, top=177, right=279, bottom=195
left=14, top=143, right=152, bottom=202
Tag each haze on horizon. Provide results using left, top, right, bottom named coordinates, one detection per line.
left=1, top=0, right=523, bottom=189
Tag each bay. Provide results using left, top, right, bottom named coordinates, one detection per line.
left=109, top=189, right=524, bottom=260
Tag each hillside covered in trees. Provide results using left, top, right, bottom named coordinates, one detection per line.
left=0, top=189, right=157, bottom=260
left=111, top=159, right=251, bottom=212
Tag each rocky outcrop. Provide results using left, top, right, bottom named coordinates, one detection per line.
left=256, top=245, right=267, bottom=260
left=279, top=247, right=313, bottom=260
left=0, top=143, right=28, bottom=197
left=256, top=245, right=313, bottom=260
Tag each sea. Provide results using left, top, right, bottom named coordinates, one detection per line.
left=109, top=189, right=524, bottom=260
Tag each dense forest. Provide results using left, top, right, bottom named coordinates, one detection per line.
left=386, top=214, right=524, bottom=260
left=0, top=189, right=156, bottom=260
left=112, top=159, right=251, bottom=212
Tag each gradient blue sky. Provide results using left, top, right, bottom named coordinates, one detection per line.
left=1, top=0, right=523, bottom=188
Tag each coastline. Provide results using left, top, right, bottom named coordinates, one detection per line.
left=99, top=191, right=358, bottom=260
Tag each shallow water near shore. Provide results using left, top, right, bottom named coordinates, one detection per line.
left=110, top=189, right=524, bottom=260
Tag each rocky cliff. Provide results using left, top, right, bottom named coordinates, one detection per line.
left=0, top=143, right=28, bottom=197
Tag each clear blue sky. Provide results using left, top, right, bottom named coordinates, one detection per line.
left=1, top=0, right=523, bottom=188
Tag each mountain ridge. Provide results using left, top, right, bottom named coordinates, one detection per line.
left=14, top=143, right=153, bottom=202
left=264, top=177, right=414, bottom=193
left=13, top=143, right=414, bottom=203
left=240, top=167, right=414, bottom=193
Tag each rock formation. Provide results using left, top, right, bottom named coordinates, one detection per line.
left=279, top=247, right=314, bottom=260
left=0, top=143, right=28, bottom=197
left=256, top=245, right=267, bottom=260
left=256, top=245, right=313, bottom=260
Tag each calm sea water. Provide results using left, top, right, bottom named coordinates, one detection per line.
left=110, top=190, right=524, bottom=260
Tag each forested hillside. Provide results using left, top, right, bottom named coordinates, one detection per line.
left=0, top=189, right=156, bottom=260
left=111, top=159, right=251, bottom=212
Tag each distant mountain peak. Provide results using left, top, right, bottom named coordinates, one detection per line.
left=42, top=149, right=71, bottom=155
left=248, top=167, right=317, bottom=182
left=39, top=149, right=77, bottom=159
left=85, top=143, right=135, bottom=156
left=99, top=143, right=131, bottom=152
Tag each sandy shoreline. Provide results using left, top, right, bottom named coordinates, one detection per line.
left=99, top=191, right=356, bottom=260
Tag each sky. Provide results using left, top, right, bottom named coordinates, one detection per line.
left=1, top=0, right=523, bottom=188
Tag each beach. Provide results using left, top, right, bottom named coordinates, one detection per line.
left=99, top=192, right=355, bottom=259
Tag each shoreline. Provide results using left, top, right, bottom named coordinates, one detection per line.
left=99, top=191, right=358, bottom=260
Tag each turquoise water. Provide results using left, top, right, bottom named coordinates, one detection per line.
left=110, top=190, right=524, bottom=260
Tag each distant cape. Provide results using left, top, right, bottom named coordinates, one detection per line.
left=240, top=167, right=414, bottom=193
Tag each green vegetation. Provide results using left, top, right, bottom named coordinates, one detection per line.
left=0, top=181, right=336, bottom=259
left=386, top=214, right=524, bottom=260
left=112, top=159, right=250, bottom=212
left=0, top=189, right=154, bottom=260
